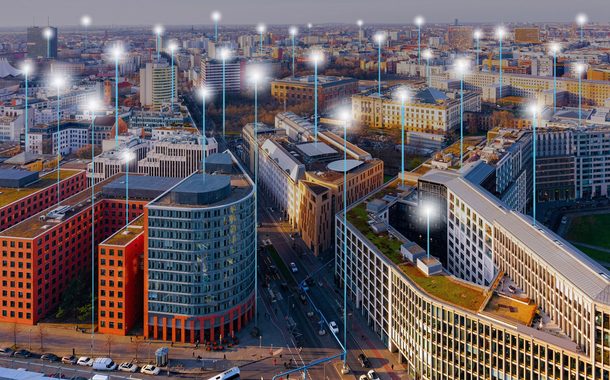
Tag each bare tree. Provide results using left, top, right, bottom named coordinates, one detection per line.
left=12, top=322, right=19, bottom=347
left=105, top=335, right=114, bottom=357
left=38, top=325, right=45, bottom=351
left=132, top=336, right=143, bottom=362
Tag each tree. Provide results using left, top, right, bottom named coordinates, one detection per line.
left=38, top=325, right=45, bottom=351
left=490, top=110, right=515, bottom=129
left=132, top=336, right=143, bottom=361
left=12, top=322, right=19, bottom=348
left=74, top=145, right=101, bottom=159
left=105, top=335, right=114, bottom=356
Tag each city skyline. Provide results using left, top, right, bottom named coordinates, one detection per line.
left=0, top=0, right=608, bottom=28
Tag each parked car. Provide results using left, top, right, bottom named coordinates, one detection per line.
left=69, top=377, right=88, bottom=380
left=77, top=357, right=94, bottom=366
left=140, top=365, right=161, bottom=376
left=357, top=353, right=371, bottom=368
left=290, top=262, right=298, bottom=273
left=118, top=362, right=138, bottom=373
left=92, top=358, right=117, bottom=371
left=61, top=355, right=77, bottom=365
left=367, top=370, right=381, bottom=380
left=561, top=216, right=568, bottom=224
left=328, top=321, right=339, bottom=334
left=359, top=376, right=369, bottom=380
left=0, top=348, right=14, bottom=356
left=14, top=349, right=31, bottom=358
left=41, top=353, right=60, bottom=362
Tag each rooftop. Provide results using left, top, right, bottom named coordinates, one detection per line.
left=0, top=169, right=82, bottom=208
left=272, top=75, right=357, bottom=87
left=102, top=216, right=145, bottom=246
left=484, top=293, right=537, bottom=326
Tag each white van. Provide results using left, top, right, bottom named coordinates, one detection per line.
left=91, top=375, right=109, bottom=380
left=92, top=358, right=118, bottom=371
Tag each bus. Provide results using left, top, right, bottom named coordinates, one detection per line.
left=206, top=367, right=240, bottom=380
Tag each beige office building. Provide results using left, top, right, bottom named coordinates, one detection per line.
left=139, top=61, right=177, bottom=111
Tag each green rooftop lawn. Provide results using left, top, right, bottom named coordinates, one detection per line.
left=0, top=169, right=80, bottom=207
left=399, top=263, right=487, bottom=311
left=347, top=203, right=403, bottom=264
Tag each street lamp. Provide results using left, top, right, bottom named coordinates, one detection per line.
left=211, top=11, right=221, bottom=42
left=219, top=47, right=231, bottom=138
left=248, top=67, right=264, bottom=330
left=374, top=32, right=385, bottom=96
left=495, top=26, right=506, bottom=88
left=356, top=20, right=363, bottom=48
left=310, top=51, right=324, bottom=144
left=21, top=62, right=32, bottom=152
left=337, top=108, right=351, bottom=369
left=289, top=27, right=298, bottom=77
left=81, top=15, right=91, bottom=50
left=43, top=27, right=53, bottom=59
left=85, top=98, right=99, bottom=354
left=395, top=88, right=409, bottom=187
left=414, top=16, right=425, bottom=65
left=111, top=44, right=123, bottom=149
left=198, top=87, right=211, bottom=179
left=51, top=75, right=65, bottom=205
left=422, top=49, right=433, bottom=87
left=528, top=103, right=541, bottom=226
left=122, top=150, right=135, bottom=226
left=574, top=62, right=587, bottom=127
left=473, top=29, right=482, bottom=69
left=257, top=23, right=266, bottom=56
left=576, top=13, right=587, bottom=43
left=454, top=58, right=469, bottom=168
left=548, top=42, right=561, bottom=113
left=168, top=41, right=178, bottom=110
left=153, top=24, right=164, bottom=60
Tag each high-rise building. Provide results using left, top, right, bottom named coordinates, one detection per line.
left=27, top=26, right=57, bottom=59
left=139, top=61, right=177, bottom=111
left=447, top=26, right=473, bottom=50
left=144, top=152, right=256, bottom=343
left=200, top=58, right=242, bottom=93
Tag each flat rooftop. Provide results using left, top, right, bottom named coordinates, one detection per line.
left=272, top=75, right=357, bottom=86
left=102, top=216, right=145, bottom=246
left=421, top=169, right=610, bottom=305
left=484, top=293, right=537, bottom=326
left=0, top=169, right=82, bottom=208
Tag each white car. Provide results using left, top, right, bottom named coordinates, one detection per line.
left=367, top=370, right=381, bottom=380
left=140, top=364, right=161, bottom=376
left=359, top=376, right=369, bottom=380
left=290, top=262, right=298, bottom=273
left=77, top=357, right=94, bottom=366
left=119, top=362, right=138, bottom=373
left=328, top=321, right=339, bottom=334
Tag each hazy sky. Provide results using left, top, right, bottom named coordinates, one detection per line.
left=1, top=0, right=608, bottom=28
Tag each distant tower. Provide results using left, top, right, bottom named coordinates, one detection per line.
left=27, top=26, right=58, bottom=59
left=454, top=18, right=459, bottom=26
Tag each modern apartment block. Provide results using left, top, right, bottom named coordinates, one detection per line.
left=139, top=61, right=177, bottom=111
left=200, top=58, right=242, bottom=93
left=245, top=112, right=384, bottom=255
left=351, top=87, right=481, bottom=136
left=87, top=137, right=150, bottom=184
left=336, top=170, right=610, bottom=379
left=271, top=75, right=358, bottom=110
left=144, top=152, right=256, bottom=343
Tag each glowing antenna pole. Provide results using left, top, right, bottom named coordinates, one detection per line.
left=211, top=11, right=221, bottom=42
left=154, top=25, right=163, bottom=61
left=112, top=46, right=122, bottom=149
left=575, top=63, right=586, bottom=126
left=199, top=87, right=209, bottom=178
left=43, top=28, right=53, bottom=59
left=338, top=110, right=351, bottom=369
left=455, top=58, right=469, bottom=168
left=257, top=24, right=266, bottom=56
left=81, top=15, right=91, bottom=50
left=311, top=52, right=323, bottom=144
left=169, top=42, right=177, bottom=110
left=414, top=16, right=424, bottom=65
left=122, top=150, right=135, bottom=227
left=250, top=69, right=262, bottom=330
left=289, top=27, right=298, bottom=77
left=423, top=49, right=433, bottom=87
left=496, top=27, right=506, bottom=89
left=87, top=99, right=98, bottom=356
left=357, top=20, right=363, bottom=48
left=396, top=88, right=408, bottom=187
left=220, top=48, right=230, bottom=138
left=52, top=76, right=64, bottom=206
left=576, top=13, right=587, bottom=43
left=549, top=43, right=560, bottom=113
left=473, top=29, right=482, bottom=70
left=22, top=63, right=31, bottom=152
left=529, top=104, right=539, bottom=226
left=425, top=207, right=431, bottom=259
left=374, top=33, right=385, bottom=96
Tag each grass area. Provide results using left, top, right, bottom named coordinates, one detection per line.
left=566, top=214, right=610, bottom=249
left=399, top=263, right=487, bottom=311
left=347, top=204, right=404, bottom=264
left=267, top=245, right=296, bottom=286
left=383, top=174, right=394, bottom=183
left=104, top=218, right=145, bottom=245
left=0, top=169, right=80, bottom=206
left=572, top=244, right=610, bottom=268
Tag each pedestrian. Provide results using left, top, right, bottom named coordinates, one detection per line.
left=391, top=364, right=394, bottom=371
left=223, top=354, right=226, bottom=360
left=192, top=352, right=195, bottom=357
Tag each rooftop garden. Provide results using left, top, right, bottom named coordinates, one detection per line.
left=0, top=170, right=81, bottom=206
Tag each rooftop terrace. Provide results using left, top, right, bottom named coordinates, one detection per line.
left=484, top=293, right=537, bottom=326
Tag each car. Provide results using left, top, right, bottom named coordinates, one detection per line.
left=119, top=362, right=138, bottom=373
left=357, top=353, right=371, bottom=368
left=61, top=355, right=77, bottom=365
left=301, top=283, right=309, bottom=292
left=77, top=356, right=94, bottom=366
left=367, top=370, right=381, bottom=380
left=41, top=353, right=60, bottom=362
left=14, top=349, right=31, bottom=358
left=328, top=321, right=339, bottom=334
left=92, top=358, right=117, bottom=371
left=0, top=347, right=14, bottom=356
left=140, top=364, right=161, bottom=376
left=69, top=377, right=88, bottom=380
left=561, top=216, right=568, bottom=224
left=359, top=376, right=369, bottom=380
left=290, top=262, right=298, bottom=273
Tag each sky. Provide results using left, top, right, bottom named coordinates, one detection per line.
left=1, top=0, right=608, bottom=28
